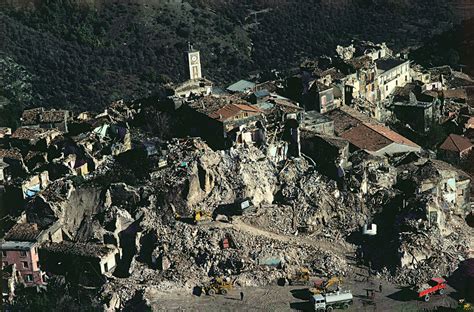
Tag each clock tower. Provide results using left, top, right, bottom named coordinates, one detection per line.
left=187, top=44, right=202, bottom=80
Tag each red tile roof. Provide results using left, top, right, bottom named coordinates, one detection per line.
left=364, top=123, right=420, bottom=148
left=439, top=134, right=473, bottom=153
left=4, top=223, right=40, bottom=242
left=0, top=148, right=23, bottom=161
left=341, top=124, right=393, bottom=152
left=209, top=103, right=261, bottom=122
left=341, top=123, right=420, bottom=152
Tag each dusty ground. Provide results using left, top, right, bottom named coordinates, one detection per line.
left=146, top=278, right=459, bottom=312
left=143, top=220, right=459, bottom=311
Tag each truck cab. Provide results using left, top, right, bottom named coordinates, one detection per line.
left=310, top=294, right=326, bottom=311
left=310, top=291, right=353, bottom=311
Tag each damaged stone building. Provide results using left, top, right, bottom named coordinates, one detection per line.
left=1, top=41, right=472, bottom=310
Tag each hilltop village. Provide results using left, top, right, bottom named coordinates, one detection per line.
left=1, top=41, right=473, bottom=310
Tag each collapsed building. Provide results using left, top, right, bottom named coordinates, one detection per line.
left=1, top=42, right=473, bottom=310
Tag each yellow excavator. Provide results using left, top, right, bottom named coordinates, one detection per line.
left=459, top=299, right=473, bottom=311
left=203, top=277, right=234, bottom=295
left=193, top=209, right=213, bottom=224
left=175, top=209, right=213, bottom=224
left=310, top=276, right=343, bottom=294
left=287, top=268, right=311, bottom=286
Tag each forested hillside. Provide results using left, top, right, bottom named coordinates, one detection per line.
left=410, top=17, right=474, bottom=77
left=0, top=0, right=460, bottom=125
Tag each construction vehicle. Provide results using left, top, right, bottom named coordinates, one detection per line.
left=287, top=268, right=311, bottom=286
left=459, top=299, right=473, bottom=311
left=310, top=290, right=353, bottom=311
left=416, top=277, right=446, bottom=302
left=234, top=198, right=256, bottom=215
left=310, top=276, right=344, bottom=294
left=202, top=277, right=234, bottom=296
left=175, top=209, right=213, bottom=224
left=193, top=209, right=213, bottom=224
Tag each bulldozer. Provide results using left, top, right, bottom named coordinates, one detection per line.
left=202, top=277, right=234, bottom=295
left=310, top=276, right=343, bottom=294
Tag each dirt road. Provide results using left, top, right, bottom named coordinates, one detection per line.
left=147, top=279, right=459, bottom=311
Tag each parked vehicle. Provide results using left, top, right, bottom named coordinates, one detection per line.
left=416, top=277, right=447, bottom=302
left=310, top=290, right=353, bottom=311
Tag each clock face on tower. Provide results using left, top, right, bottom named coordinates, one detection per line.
left=190, top=54, right=199, bottom=64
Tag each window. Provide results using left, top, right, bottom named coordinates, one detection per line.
left=405, top=75, right=408, bottom=82
left=396, top=80, right=398, bottom=86
left=19, top=251, right=27, bottom=257
left=385, top=86, right=388, bottom=91
left=37, top=261, right=40, bottom=269
left=321, top=95, right=327, bottom=106
left=22, top=261, right=29, bottom=269
left=104, top=262, right=109, bottom=273
left=25, top=274, right=33, bottom=282
left=1, top=251, right=6, bottom=257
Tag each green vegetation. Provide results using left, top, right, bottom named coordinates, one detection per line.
left=410, top=18, right=474, bottom=76
left=1, top=0, right=459, bottom=116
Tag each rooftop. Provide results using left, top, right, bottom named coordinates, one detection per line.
left=208, top=103, right=262, bottom=122
left=392, top=83, right=437, bottom=105
left=439, top=134, right=473, bottom=153
left=11, top=127, right=59, bottom=140
left=0, top=148, right=23, bottom=161
left=41, top=241, right=117, bottom=258
left=21, top=107, right=44, bottom=125
left=301, top=130, right=349, bottom=149
left=346, top=55, right=373, bottom=70
left=325, top=106, right=375, bottom=135
left=309, top=80, right=333, bottom=92
left=341, top=122, right=420, bottom=152
left=227, top=80, right=256, bottom=93
left=442, top=89, right=468, bottom=100
left=376, top=58, right=407, bottom=72
left=0, top=241, right=35, bottom=251
left=40, top=110, right=69, bottom=123
left=4, top=223, right=40, bottom=242
left=301, top=111, right=333, bottom=128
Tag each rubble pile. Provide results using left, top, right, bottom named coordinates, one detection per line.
left=393, top=214, right=473, bottom=286
left=150, top=140, right=278, bottom=217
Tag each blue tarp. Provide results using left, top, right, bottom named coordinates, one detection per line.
left=24, top=184, right=40, bottom=198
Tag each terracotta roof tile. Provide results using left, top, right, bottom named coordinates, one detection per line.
left=341, top=124, right=393, bottom=151
left=442, top=89, right=467, bottom=100
left=42, top=241, right=116, bottom=258
left=439, top=134, right=473, bottom=152
left=11, top=127, right=58, bottom=140
left=0, top=148, right=23, bottom=161
left=341, top=123, right=420, bottom=152
left=209, top=103, right=261, bottom=122
left=40, top=110, right=68, bottom=123
left=21, top=108, right=44, bottom=125
left=4, top=223, right=40, bottom=242
left=364, top=123, right=420, bottom=148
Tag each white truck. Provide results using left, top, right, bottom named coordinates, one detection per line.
left=310, top=290, right=353, bottom=311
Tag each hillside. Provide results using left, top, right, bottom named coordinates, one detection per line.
left=410, top=17, right=474, bottom=77
left=0, top=0, right=461, bottom=125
